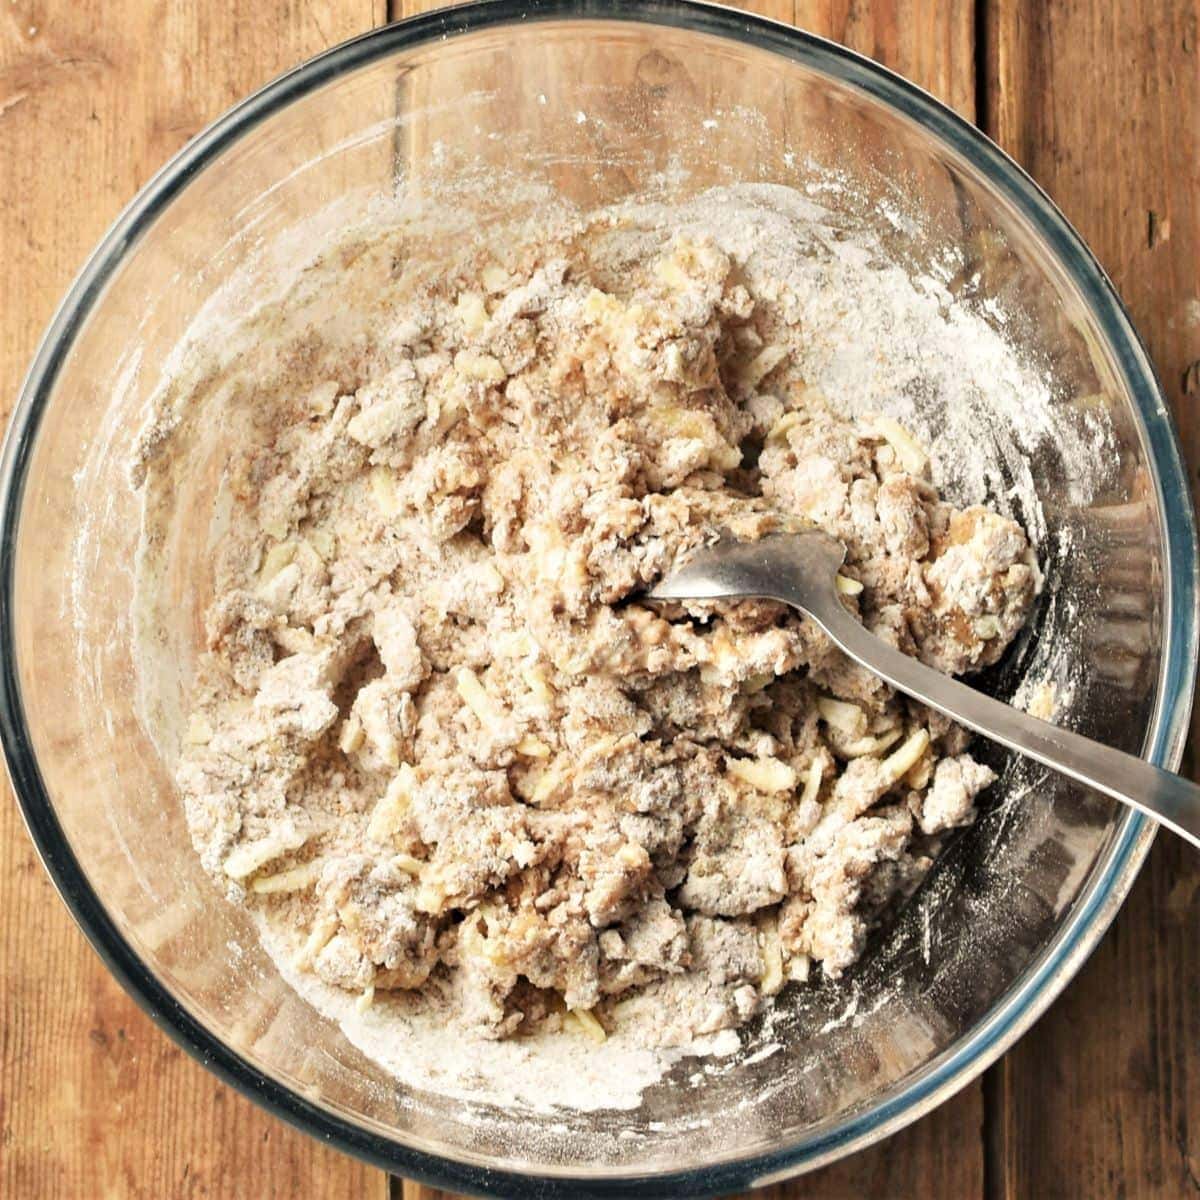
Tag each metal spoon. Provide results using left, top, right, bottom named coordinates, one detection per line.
left=648, top=529, right=1200, bottom=848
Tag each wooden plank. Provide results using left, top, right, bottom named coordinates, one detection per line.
left=0, top=3, right=392, bottom=1198
left=394, top=0, right=976, bottom=123
left=736, top=11, right=984, bottom=1198
left=387, top=1, right=982, bottom=1197
left=733, top=11, right=979, bottom=1193
left=795, top=0, right=978, bottom=118
left=400, top=1184, right=458, bottom=1200
left=983, top=2, right=1200, bottom=1197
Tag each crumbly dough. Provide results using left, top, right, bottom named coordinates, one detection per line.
left=136, top=191, right=1037, bottom=1049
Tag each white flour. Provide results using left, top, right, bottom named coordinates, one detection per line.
left=651, top=183, right=1097, bottom=541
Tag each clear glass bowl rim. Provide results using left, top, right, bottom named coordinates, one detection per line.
left=1, top=2, right=1196, bottom=1195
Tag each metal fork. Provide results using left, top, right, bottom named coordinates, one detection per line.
left=648, top=530, right=1200, bottom=848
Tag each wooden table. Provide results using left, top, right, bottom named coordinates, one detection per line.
left=1, top=1, right=1197, bottom=1196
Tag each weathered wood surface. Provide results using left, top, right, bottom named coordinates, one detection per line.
left=2, top=0, right=1198, bottom=1196
left=731, top=10, right=984, bottom=1198
left=0, top=3, right=391, bottom=1198
left=392, top=2, right=983, bottom=1197
left=982, top=3, right=1200, bottom=1198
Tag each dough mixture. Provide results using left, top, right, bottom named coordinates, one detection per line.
left=134, top=185, right=1037, bottom=1053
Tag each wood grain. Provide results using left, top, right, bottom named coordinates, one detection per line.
left=983, top=2, right=1200, bottom=1197
left=4, top=0, right=1196, bottom=1196
left=396, top=0, right=977, bottom=130
left=732, top=11, right=984, bottom=1197
left=0, top=2, right=391, bottom=1198
left=795, top=0, right=977, bottom=118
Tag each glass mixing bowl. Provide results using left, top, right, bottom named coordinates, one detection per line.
left=2, top=2, right=1196, bottom=1195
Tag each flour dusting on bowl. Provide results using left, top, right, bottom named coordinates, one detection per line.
left=128, top=177, right=1101, bottom=1112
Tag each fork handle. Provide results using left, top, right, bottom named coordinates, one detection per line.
left=808, top=597, right=1200, bottom=848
